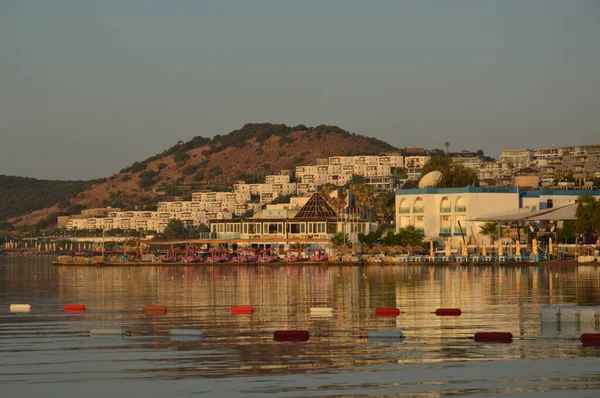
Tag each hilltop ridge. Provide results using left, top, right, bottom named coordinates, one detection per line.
left=4, top=123, right=398, bottom=227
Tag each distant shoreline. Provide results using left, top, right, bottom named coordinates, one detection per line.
left=48, top=259, right=592, bottom=267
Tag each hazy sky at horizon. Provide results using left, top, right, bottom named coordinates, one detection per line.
left=1, top=0, right=599, bottom=180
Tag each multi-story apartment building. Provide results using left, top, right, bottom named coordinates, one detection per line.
left=450, top=151, right=482, bottom=170
left=533, top=147, right=562, bottom=166
left=298, top=154, right=403, bottom=188
left=234, top=174, right=299, bottom=204
left=404, top=155, right=431, bottom=180
left=500, top=149, right=534, bottom=169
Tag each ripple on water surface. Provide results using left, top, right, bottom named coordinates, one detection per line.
left=1, top=257, right=599, bottom=397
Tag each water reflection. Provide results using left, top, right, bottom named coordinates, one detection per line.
left=1, top=258, right=599, bottom=395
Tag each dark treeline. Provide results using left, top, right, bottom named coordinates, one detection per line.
left=0, top=175, right=93, bottom=222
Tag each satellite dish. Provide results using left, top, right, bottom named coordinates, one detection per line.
left=418, top=171, right=443, bottom=189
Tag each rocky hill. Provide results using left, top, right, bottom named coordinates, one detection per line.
left=5, top=123, right=398, bottom=227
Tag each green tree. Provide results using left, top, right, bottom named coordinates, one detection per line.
left=331, top=232, right=350, bottom=248
left=382, top=231, right=400, bottom=246
left=197, top=223, right=210, bottom=233
left=479, top=222, right=499, bottom=244
left=397, top=226, right=424, bottom=246
left=557, top=220, right=577, bottom=243
left=0, top=221, right=15, bottom=231
left=374, top=191, right=395, bottom=223
left=163, top=219, right=187, bottom=239
left=358, top=230, right=382, bottom=247
left=271, top=194, right=292, bottom=204
left=421, top=157, right=480, bottom=188
left=575, top=194, right=600, bottom=240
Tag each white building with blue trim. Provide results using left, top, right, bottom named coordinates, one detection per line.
left=395, top=186, right=600, bottom=246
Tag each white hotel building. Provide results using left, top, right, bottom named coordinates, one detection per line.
left=395, top=186, right=600, bottom=247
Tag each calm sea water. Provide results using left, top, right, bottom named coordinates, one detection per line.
left=1, top=256, right=599, bottom=397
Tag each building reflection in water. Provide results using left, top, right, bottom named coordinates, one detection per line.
left=1, top=260, right=599, bottom=379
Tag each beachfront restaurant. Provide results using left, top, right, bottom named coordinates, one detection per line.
left=206, top=193, right=374, bottom=257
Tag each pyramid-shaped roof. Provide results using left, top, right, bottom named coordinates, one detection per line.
left=294, top=193, right=338, bottom=219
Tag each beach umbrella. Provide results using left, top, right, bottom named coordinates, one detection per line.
left=445, top=240, right=451, bottom=257
left=516, top=241, right=521, bottom=256
left=461, top=240, right=468, bottom=257
left=429, top=241, right=434, bottom=257
left=482, top=243, right=487, bottom=257
left=532, top=238, right=538, bottom=255
left=498, top=240, right=503, bottom=256
left=548, top=237, right=553, bottom=255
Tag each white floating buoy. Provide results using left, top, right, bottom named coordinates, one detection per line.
left=367, top=329, right=404, bottom=342
left=560, top=307, right=580, bottom=323
left=580, top=307, right=598, bottom=324
left=541, top=306, right=600, bottom=324
left=10, top=304, right=31, bottom=313
left=541, top=306, right=560, bottom=323
left=89, top=328, right=128, bottom=336
left=169, top=328, right=206, bottom=337
left=310, top=307, right=334, bottom=313
left=170, top=335, right=204, bottom=342
left=310, top=312, right=334, bottom=318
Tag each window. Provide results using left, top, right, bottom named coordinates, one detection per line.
left=308, top=223, right=326, bottom=234
left=414, top=197, right=424, bottom=213
left=248, top=223, right=261, bottom=234
left=440, top=197, right=451, bottom=213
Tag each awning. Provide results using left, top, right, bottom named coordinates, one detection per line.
left=524, top=203, right=577, bottom=221
left=469, top=203, right=577, bottom=222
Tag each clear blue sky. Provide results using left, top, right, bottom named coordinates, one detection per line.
left=1, top=0, right=599, bottom=180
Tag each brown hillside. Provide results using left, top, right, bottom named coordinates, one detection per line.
left=10, top=123, right=397, bottom=226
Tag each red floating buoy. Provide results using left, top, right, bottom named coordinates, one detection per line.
left=64, top=304, right=86, bottom=313
left=145, top=305, right=167, bottom=313
left=273, top=330, right=310, bottom=342
left=231, top=306, right=254, bottom=315
left=581, top=333, right=600, bottom=347
left=474, top=332, right=513, bottom=343
left=435, top=308, right=462, bottom=316
left=375, top=307, right=400, bottom=317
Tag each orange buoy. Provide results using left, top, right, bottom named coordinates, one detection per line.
left=375, top=308, right=400, bottom=317
left=435, top=308, right=462, bottom=316
left=231, top=306, right=254, bottom=315
left=273, top=330, right=309, bottom=342
left=145, top=305, right=167, bottom=313
left=64, top=304, right=86, bottom=312
left=581, top=333, right=600, bottom=347
left=474, top=332, right=513, bottom=343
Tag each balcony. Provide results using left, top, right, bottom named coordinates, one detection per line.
left=413, top=207, right=425, bottom=213
left=399, top=208, right=410, bottom=214
left=440, top=207, right=451, bottom=213
left=454, top=206, right=466, bottom=212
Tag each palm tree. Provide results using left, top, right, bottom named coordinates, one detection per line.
left=398, top=226, right=424, bottom=247
left=331, top=232, right=350, bottom=248
left=479, top=222, right=499, bottom=245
